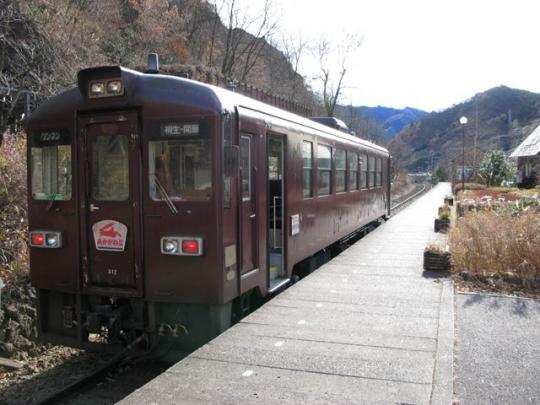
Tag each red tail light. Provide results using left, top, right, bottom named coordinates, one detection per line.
left=31, top=233, right=45, bottom=246
left=182, top=240, right=199, bottom=254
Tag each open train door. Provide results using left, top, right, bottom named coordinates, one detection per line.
left=78, top=112, right=143, bottom=297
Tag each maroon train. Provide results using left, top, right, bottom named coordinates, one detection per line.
left=25, top=63, right=390, bottom=356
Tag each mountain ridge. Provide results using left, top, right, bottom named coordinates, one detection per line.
left=389, top=85, right=540, bottom=172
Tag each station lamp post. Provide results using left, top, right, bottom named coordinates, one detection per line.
left=459, top=116, right=468, bottom=193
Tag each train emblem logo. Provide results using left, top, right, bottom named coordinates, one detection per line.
left=92, top=220, right=128, bottom=252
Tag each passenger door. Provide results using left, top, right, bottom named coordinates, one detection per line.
left=78, top=112, right=142, bottom=296
left=239, top=134, right=258, bottom=275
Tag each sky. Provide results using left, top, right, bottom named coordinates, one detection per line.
left=239, top=0, right=540, bottom=112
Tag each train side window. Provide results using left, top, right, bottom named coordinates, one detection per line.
left=368, top=155, right=376, bottom=188
left=240, top=136, right=251, bottom=201
left=302, top=141, right=313, bottom=198
left=335, top=149, right=346, bottom=193
left=31, top=132, right=72, bottom=200
left=317, top=144, right=331, bottom=196
left=360, top=154, right=368, bottom=189
left=376, top=157, right=382, bottom=187
left=348, top=152, right=358, bottom=191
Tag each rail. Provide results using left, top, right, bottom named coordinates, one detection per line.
left=35, top=334, right=147, bottom=405
left=391, top=184, right=429, bottom=211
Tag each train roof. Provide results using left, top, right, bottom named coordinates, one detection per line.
left=29, top=65, right=389, bottom=156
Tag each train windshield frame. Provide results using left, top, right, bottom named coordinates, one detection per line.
left=30, top=130, right=72, bottom=201
left=148, top=120, right=213, bottom=202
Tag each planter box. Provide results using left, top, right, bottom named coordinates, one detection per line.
left=424, top=251, right=451, bottom=271
left=434, top=218, right=450, bottom=232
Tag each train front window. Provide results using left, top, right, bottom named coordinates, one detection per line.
left=31, top=132, right=72, bottom=200
left=92, top=135, right=129, bottom=201
left=149, top=122, right=212, bottom=201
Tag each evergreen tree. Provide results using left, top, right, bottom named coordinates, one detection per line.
left=478, top=149, right=514, bottom=186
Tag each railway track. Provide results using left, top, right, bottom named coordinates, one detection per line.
left=29, top=184, right=430, bottom=405
left=32, top=335, right=167, bottom=405
left=391, top=183, right=429, bottom=212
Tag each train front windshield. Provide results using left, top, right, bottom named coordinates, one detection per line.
left=148, top=121, right=212, bottom=201
left=30, top=131, right=72, bottom=201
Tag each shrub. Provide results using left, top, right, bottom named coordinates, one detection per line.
left=438, top=204, right=451, bottom=220
left=425, top=243, right=446, bottom=254
left=0, top=131, right=28, bottom=282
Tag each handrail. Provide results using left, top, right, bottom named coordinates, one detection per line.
left=272, top=196, right=282, bottom=249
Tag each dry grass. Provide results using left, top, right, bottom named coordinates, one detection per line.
left=449, top=210, right=540, bottom=288
left=0, top=132, right=29, bottom=283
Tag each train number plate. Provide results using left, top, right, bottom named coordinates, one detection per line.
left=290, top=214, right=300, bottom=236
left=92, top=220, right=128, bottom=252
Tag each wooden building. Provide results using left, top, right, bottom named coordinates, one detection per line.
left=510, top=124, right=540, bottom=187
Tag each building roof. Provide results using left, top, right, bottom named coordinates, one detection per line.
left=510, top=124, right=540, bottom=157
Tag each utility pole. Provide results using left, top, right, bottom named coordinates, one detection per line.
left=459, top=116, right=468, bottom=193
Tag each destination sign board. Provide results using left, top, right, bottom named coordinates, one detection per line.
left=161, top=123, right=199, bottom=137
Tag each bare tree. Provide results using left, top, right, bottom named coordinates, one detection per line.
left=279, top=33, right=308, bottom=101
left=313, top=33, right=362, bottom=117
left=219, top=0, right=278, bottom=81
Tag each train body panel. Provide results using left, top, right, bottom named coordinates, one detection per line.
left=25, top=65, right=391, bottom=354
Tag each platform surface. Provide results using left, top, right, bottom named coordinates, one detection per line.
left=120, top=183, right=453, bottom=405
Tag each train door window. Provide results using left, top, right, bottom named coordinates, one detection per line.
left=376, top=157, right=382, bottom=187
left=92, top=135, right=129, bottom=201
left=30, top=131, right=72, bottom=200
left=348, top=152, right=359, bottom=191
left=317, top=144, right=331, bottom=196
left=240, top=136, right=251, bottom=201
left=368, top=155, right=376, bottom=188
left=335, top=149, right=346, bottom=193
left=222, top=114, right=232, bottom=208
left=302, top=141, right=313, bottom=198
left=149, top=122, right=212, bottom=201
left=360, top=154, right=368, bottom=189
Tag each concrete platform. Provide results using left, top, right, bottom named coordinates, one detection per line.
left=455, top=293, right=540, bottom=405
left=120, top=183, right=453, bottom=405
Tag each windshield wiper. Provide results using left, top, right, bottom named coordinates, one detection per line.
left=153, top=175, right=179, bottom=215
left=46, top=187, right=58, bottom=211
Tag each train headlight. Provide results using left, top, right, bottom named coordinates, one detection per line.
left=30, top=231, right=62, bottom=248
left=45, top=234, right=59, bottom=247
left=161, top=236, right=203, bottom=256
left=107, top=80, right=123, bottom=95
left=90, top=81, right=106, bottom=97
left=162, top=239, right=179, bottom=254
left=88, top=79, right=123, bottom=98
